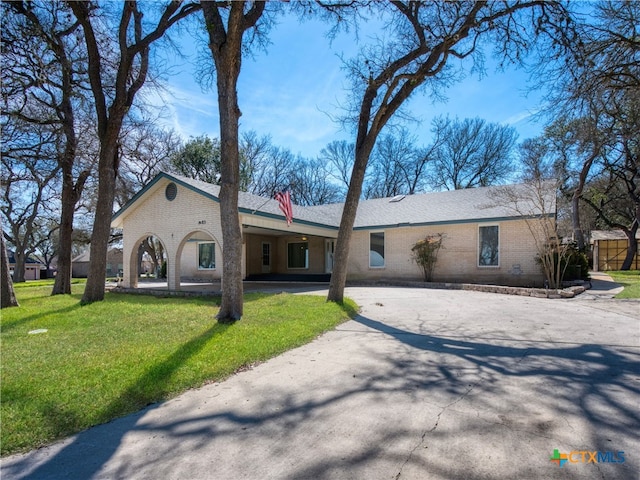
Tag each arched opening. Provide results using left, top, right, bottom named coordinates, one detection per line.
left=128, top=234, right=168, bottom=289
left=175, top=230, right=221, bottom=290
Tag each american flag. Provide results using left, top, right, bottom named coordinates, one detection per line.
left=275, top=189, right=293, bottom=226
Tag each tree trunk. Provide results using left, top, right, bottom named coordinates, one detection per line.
left=572, top=154, right=596, bottom=251
left=53, top=200, right=74, bottom=294
left=202, top=0, right=265, bottom=322
left=81, top=140, right=119, bottom=304
left=571, top=192, right=585, bottom=251
left=327, top=139, right=376, bottom=303
left=12, top=250, right=26, bottom=283
left=52, top=164, right=82, bottom=295
left=621, top=221, right=638, bottom=271
left=1, top=231, right=19, bottom=308
left=214, top=55, right=244, bottom=323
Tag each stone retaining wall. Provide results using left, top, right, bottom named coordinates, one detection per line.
left=348, top=279, right=589, bottom=299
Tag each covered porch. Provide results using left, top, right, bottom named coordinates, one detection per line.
left=241, top=214, right=338, bottom=280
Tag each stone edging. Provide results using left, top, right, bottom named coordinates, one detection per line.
left=111, top=286, right=221, bottom=298
left=111, top=281, right=590, bottom=299
left=346, top=280, right=589, bottom=299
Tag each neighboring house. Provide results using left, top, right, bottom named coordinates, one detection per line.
left=591, top=230, right=640, bottom=271
left=7, top=251, right=44, bottom=280
left=72, top=248, right=124, bottom=278
left=111, top=172, right=555, bottom=290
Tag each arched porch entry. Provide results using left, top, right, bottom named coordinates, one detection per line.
left=173, top=230, right=222, bottom=291
left=126, top=234, right=168, bottom=289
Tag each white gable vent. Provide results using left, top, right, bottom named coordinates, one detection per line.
left=389, top=194, right=405, bottom=203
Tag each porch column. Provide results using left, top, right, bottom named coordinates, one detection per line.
left=168, top=246, right=180, bottom=291
left=123, top=236, right=136, bottom=288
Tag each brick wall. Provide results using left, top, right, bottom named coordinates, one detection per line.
left=120, top=177, right=546, bottom=288
left=347, top=219, right=545, bottom=287
left=121, top=180, right=224, bottom=289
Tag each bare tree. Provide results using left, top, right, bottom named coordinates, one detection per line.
left=32, top=219, right=60, bottom=277
left=289, top=157, right=343, bottom=206
left=320, top=140, right=355, bottom=192
left=327, top=0, right=571, bottom=303
left=201, top=0, right=268, bottom=322
left=249, top=145, right=297, bottom=197
left=364, top=128, right=434, bottom=198
left=1, top=1, right=94, bottom=294
left=364, top=129, right=417, bottom=199
left=116, top=123, right=181, bottom=208
left=541, top=116, right=605, bottom=250
left=69, top=0, right=201, bottom=303
left=428, top=116, right=518, bottom=191
left=580, top=112, right=639, bottom=270
left=1, top=123, right=60, bottom=283
left=532, top=0, right=639, bottom=259
left=239, top=130, right=272, bottom=192
left=491, top=181, right=567, bottom=290
left=518, top=137, right=554, bottom=183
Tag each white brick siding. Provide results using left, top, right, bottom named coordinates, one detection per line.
left=347, top=219, right=544, bottom=286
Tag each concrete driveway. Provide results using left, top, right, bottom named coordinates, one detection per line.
left=3, top=286, right=639, bottom=480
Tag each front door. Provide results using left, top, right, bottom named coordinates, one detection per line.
left=261, top=242, right=271, bottom=273
left=325, top=239, right=335, bottom=273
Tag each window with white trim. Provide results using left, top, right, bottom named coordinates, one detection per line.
left=369, top=232, right=385, bottom=268
left=478, top=225, right=499, bottom=267
left=198, top=242, right=216, bottom=269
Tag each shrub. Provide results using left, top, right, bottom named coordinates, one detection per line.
left=411, top=234, right=444, bottom=282
left=562, top=245, right=590, bottom=281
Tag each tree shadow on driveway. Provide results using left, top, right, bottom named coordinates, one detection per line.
left=3, top=310, right=639, bottom=480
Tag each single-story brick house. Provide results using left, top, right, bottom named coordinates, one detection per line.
left=111, top=172, right=555, bottom=290
left=7, top=251, right=44, bottom=280
left=591, top=230, right=640, bottom=271
left=72, top=247, right=124, bottom=278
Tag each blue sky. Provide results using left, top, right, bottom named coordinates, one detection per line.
left=151, top=12, right=546, bottom=159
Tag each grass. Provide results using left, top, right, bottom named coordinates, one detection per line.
left=0, top=282, right=357, bottom=456
left=11, top=278, right=85, bottom=289
left=606, top=270, right=640, bottom=299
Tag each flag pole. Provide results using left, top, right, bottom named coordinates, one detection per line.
left=251, top=197, right=272, bottom=215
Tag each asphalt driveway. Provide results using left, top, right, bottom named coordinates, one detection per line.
left=3, top=285, right=639, bottom=480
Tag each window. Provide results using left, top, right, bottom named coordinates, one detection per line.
left=288, top=242, right=308, bottom=269
left=370, top=232, right=385, bottom=268
left=165, top=182, right=177, bottom=201
left=198, top=242, right=216, bottom=269
left=479, top=225, right=499, bottom=267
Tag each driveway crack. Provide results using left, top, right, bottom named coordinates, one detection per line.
left=395, top=383, right=476, bottom=479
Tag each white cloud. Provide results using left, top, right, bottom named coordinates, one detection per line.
left=504, top=109, right=539, bottom=127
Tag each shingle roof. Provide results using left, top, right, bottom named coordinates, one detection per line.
left=113, top=172, right=555, bottom=230
left=591, top=230, right=640, bottom=241
left=7, top=252, right=43, bottom=265
left=71, top=247, right=123, bottom=263
left=171, top=174, right=340, bottom=228
left=346, top=183, right=555, bottom=228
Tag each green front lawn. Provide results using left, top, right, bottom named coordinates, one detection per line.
left=607, top=270, right=640, bottom=299
left=1, top=283, right=357, bottom=456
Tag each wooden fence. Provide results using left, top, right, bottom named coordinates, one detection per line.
left=595, top=239, right=640, bottom=271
